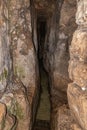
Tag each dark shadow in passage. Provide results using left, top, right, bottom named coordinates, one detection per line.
left=33, top=17, right=51, bottom=130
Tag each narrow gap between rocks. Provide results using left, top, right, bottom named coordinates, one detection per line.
left=33, top=16, right=51, bottom=130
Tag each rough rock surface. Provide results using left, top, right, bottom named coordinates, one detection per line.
left=43, top=0, right=77, bottom=105
left=0, top=0, right=39, bottom=130
left=0, top=78, right=30, bottom=130
left=32, top=1, right=77, bottom=130
left=0, top=0, right=87, bottom=130
left=51, top=104, right=81, bottom=130
left=0, top=0, right=11, bottom=93
left=68, top=83, right=87, bottom=130
left=68, top=0, right=87, bottom=130
left=53, top=0, right=77, bottom=94
left=43, top=1, right=77, bottom=129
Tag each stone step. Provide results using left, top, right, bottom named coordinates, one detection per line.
left=33, top=120, right=50, bottom=130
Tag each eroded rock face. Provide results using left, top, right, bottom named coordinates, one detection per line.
left=43, top=1, right=77, bottom=129
left=51, top=104, right=81, bottom=130
left=31, top=1, right=77, bottom=130
left=34, top=0, right=55, bottom=11
left=68, top=0, right=87, bottom=130
left=68, top=83, right=87, bottom=130
left=0, top=0, right=11, bottom=93
left=0, top=0, right=39, bottom=129
left=76, top=0, right=87, bottom=26
left=0, top=78, right=30, bottom=130
left=0, top=0, right=87, bottom=130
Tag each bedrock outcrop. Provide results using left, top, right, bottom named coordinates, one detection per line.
left=42, top=1, right=77, bottom=129
left=0, top=0, right=87, bottom=130
left=67, top=0, right=87, bottom=130
left=0, top=0, right=39, bottom=129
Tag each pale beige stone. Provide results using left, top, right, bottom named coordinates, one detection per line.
left=70, top=30, right=87, bottom=62
left=76, top=0, right=87, bottom=26
left=0, top=1, right=39, bottom=130
left=69, top=62, right=87, bottom=87
left=68, top=83, right=87, bottom=130
left=0, top=79, right=30, bottom=130
left=0, top=103, right=6, bottom=123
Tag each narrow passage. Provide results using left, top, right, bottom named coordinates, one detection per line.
left=33, top=17, right=51, bottom=130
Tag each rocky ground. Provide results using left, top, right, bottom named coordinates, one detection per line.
left=33, top=120, right=50, bottom=130
left=36, top=65, right=50, bottom=121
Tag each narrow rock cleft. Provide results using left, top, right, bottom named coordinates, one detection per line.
left=0, top=0, right=87, bottom=130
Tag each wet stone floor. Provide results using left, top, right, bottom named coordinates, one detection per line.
left=34, top=65, right=50, bottom=130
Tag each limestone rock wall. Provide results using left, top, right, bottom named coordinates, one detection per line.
left=0, top=0, right=87, bottom=130
left=52, top=0, right=77, bottom=103
left=53, top=104, right=82, bottom=130
left=0, top=0, right=11, bottom=93
left=67, top=0, right=87, bottom=130
left=0, top=0, right=39, bottom=130
left=43, top=1, right=77, bottom=129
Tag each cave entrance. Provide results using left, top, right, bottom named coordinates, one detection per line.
left=33, top=16, right=51, bottom=130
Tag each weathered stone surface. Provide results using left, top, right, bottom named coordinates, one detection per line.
left=34, top=0, right=55, bottom=11
left=76, top=0, right=87, bottom=26
left=41, top=1, right=77, bottom=130
left=70, top=29, right=87, bottom=62
left=43, top=0, right=77, bottom=108
left=0, top=78, right=30, bottom=130
left=67, top=1, right=87, bottom=130
left=59, top=0, right=77, bottom=35
left=8, top=0, right=37, bottom=88
left=72, top=124, right=82, bottom=130
left=69, top=62, right=87, bottom=87
left=68, top=83, right=87, bottom=130
left=0, top=0, right=11, bottom=92
left=46, top=2, right=77, bottom=130
left=51, top=104, right=82, bottom=130
left=54, top=0, right=76, bottom=93
left=53, top=33, right=70, bottom=95
left=0, top=0, right=39, bottom=130
left=0, top=103, right=6, bottom=124
left=0, top=102, right=15, bottom=130
left=1, top=0, right=87, bottom=130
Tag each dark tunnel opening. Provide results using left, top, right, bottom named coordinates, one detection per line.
left=33, top=17, right=51, bottom=130
left=37, top=18, right=47, bottom=61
